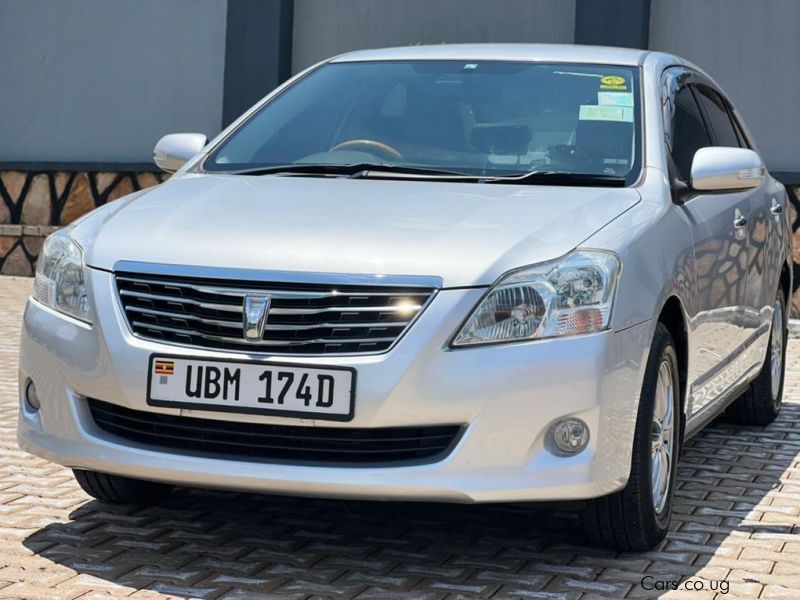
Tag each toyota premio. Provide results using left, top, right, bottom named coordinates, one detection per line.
left=18, top=45, right=791, bottom=549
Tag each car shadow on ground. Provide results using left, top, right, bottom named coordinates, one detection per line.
left=23, top=404, right=800, bottom=599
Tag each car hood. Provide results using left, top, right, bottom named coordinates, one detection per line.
left=77, top=173, right=640, bottom=287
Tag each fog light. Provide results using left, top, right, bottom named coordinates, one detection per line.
left=25, top=380, right=41, bottom=411
left=547, top=418, right=589, bottom=456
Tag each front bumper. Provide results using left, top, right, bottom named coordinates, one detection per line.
left=18, top=267, right=655, bottom=503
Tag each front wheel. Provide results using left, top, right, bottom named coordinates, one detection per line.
left=580, top=322, right=681, bottom=550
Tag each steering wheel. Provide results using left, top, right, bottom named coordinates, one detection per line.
left=329, top=139, right=404, bottom=161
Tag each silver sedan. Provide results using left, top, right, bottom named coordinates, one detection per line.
left=18, top=44, right=791, bottom=550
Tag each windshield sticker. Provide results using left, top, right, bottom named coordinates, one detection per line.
left=554, top=70, right=603, bottom=78
left=599, top=75, right=627, bottom=90
left=598, top=92, right=634, bottom=107
left=579, top=105, right=634, bottom=123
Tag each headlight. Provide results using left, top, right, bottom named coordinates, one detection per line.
left=451, top=249, right=619, bottom=346
left=33, top=229, right=92, bottom=324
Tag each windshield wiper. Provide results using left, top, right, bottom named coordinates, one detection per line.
left=222, top=163, right=472, bottom=179
left=221, top=164, right=627, bottom=186
left=483, top=170, right=627, bottom=187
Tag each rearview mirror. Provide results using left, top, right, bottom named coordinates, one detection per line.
left=153, top=133, right=208, bottom=173
left=690, top=147, right=764, bottom=192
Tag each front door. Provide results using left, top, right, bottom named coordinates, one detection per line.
left=664, top=75, right=751, bottom=416
left=692, top=85, right=772, bottom=367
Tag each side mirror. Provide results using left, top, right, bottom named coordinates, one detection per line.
left=690, top=147, right=764, bottom=192
left=153, top=133, right=208, bottom=173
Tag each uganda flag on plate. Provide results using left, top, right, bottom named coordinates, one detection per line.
left=154, top=360, right=174, bottom=376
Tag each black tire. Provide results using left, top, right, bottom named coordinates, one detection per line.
left=728, top=288, right=787, bottom=426
left=73, top=469, right=173, bottom=504
left=580, top=322, right=681, bottom=550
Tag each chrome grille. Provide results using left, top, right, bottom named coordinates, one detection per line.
left=115, top=270, right=437, bottom=355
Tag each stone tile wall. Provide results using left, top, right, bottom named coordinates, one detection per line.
left=1, top=170, right=799, bottom=317
left=0, top=170, right=167, bottom=276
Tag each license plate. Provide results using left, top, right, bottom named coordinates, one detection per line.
left=147, top=355, right=355, bottom=421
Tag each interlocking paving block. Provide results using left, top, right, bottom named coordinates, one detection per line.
left=2, top=275, right=800, bottom=598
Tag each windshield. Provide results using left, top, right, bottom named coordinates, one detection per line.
left=205, top=61, right=642, bottom=184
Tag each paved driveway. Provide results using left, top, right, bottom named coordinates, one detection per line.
left=1, top=276, right=799, bottom=599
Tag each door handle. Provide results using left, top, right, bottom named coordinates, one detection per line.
left=770, top=199, right=784, bottom=216
left=733, top=215, right=748, bottom=228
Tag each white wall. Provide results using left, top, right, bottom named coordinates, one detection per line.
left=649, top=0, right=800, bottom=172
left=0, top=0, right=227, bottom=163
left=292, top=0, right=576, bottom=73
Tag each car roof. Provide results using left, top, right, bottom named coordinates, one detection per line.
left=330, top=43, right=663, bottom=67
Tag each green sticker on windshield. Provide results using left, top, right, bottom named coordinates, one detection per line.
left=597, top=92, right=634, bottom=107
left=579, top=105, right=633, bottom=123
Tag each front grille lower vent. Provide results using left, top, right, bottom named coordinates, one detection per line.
left=88, top=399, right=462, bottom=465
left=115, top=271, right=436, bottom=355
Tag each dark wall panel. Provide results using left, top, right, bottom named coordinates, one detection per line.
left=574, top=0, right=651, bottom=49
left=223, top=0, right=294, bottom=127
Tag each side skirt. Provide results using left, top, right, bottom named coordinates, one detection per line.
left=684, top=322, right=770, bottom=438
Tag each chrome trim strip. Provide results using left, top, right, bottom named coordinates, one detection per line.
left=126, top=306, right=242, bottom=329
left=264, top=321, right=407, bottom=331
left=131, top=321, right=398, bottom=347
left=113, top=261, right=444, bottom=289
left=267, top=305, right=422, bottom=316
left=120, top=290, right=422, bottom=316
left=119, top=290, right=242, bottom=313
left=116, top=275, right=432, bottom=299
left=126, top=305, right=408, bottom=331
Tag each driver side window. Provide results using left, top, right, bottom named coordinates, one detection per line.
left=670, top=86, right=712, bottom=182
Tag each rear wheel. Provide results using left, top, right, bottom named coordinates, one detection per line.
left=581, top=322, right=681, bottom=550
left=73, top=469, right=173, bottom=504
left=728, top=288, right=786, bottom=426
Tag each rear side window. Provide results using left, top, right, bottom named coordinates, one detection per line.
left=670, top=87, right=712, bottom=181
left=695, top=86, right=741, bottom=148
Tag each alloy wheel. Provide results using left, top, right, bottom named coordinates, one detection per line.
left=651, top=359, right=675, bottom=515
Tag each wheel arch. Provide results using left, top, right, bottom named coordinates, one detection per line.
left=657, top=295, right=689, bottom=447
